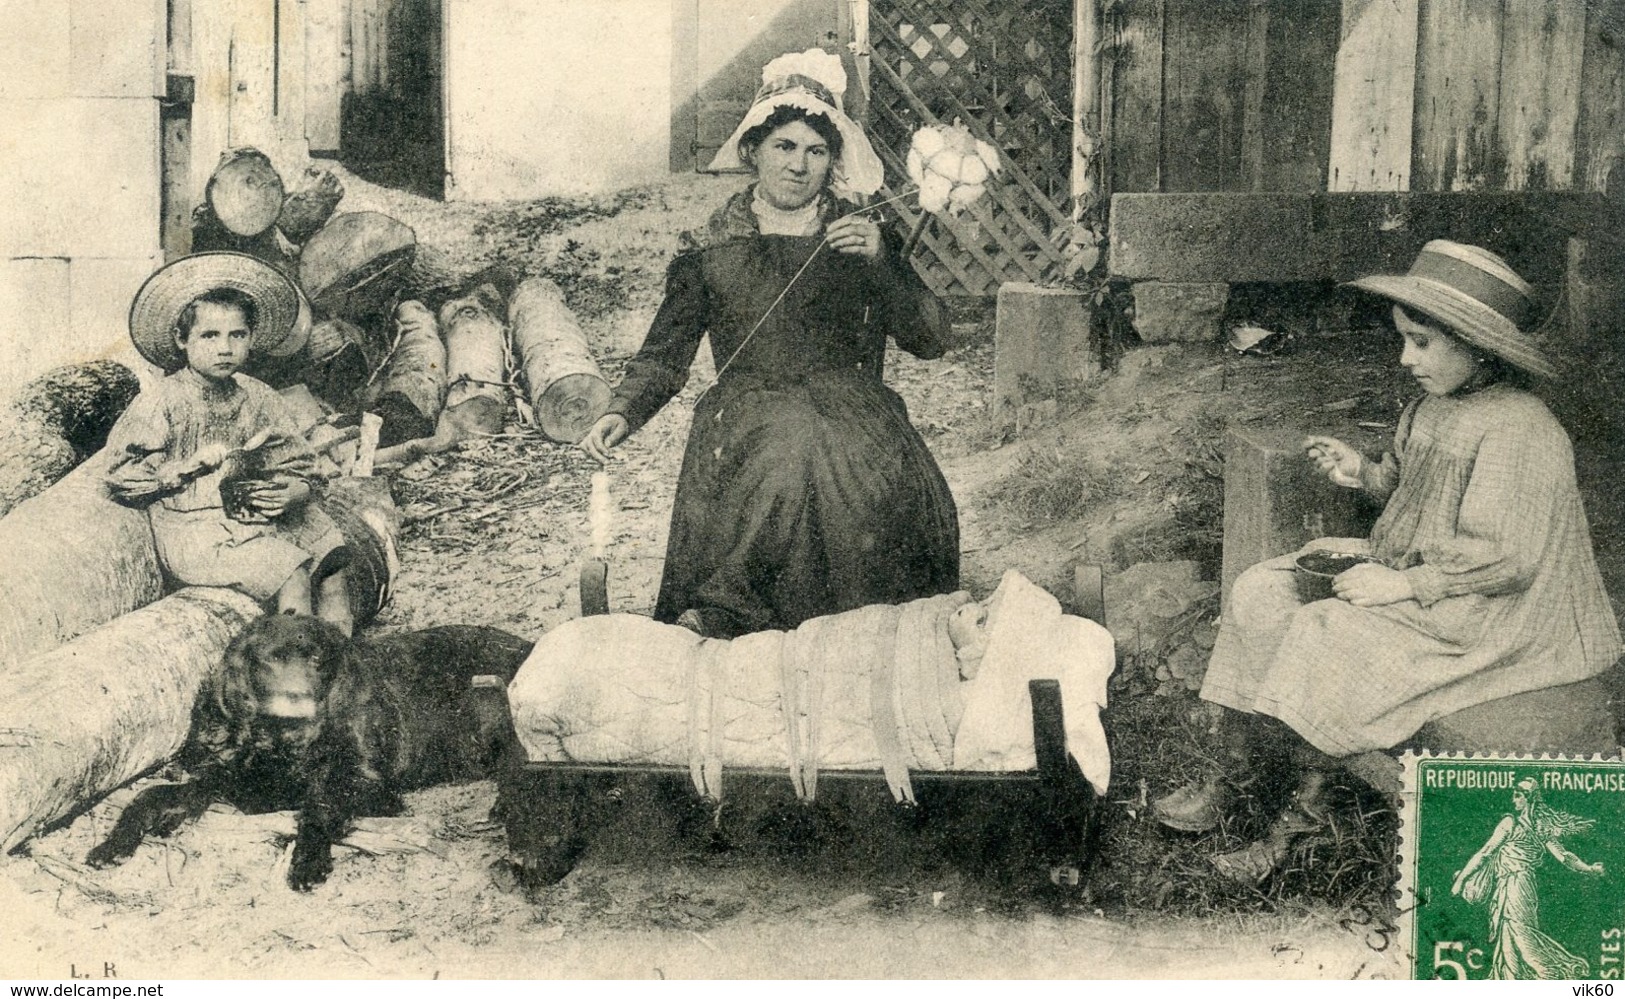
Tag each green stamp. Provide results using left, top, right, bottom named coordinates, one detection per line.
left=1400, top=753, right=1625, bottom=980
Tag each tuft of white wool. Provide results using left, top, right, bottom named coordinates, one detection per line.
left=906, top=123, right=1001, bottom=215
left=919, top=174, right=954, bottom=214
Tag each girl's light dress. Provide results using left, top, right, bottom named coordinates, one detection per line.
left=105, top=368, right=344, bottom=601
left=1203, top=384, right=1621, bottom=756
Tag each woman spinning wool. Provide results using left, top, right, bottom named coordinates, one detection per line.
left=581, top=49, right=959, bottom=638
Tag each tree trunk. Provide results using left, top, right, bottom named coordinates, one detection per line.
left=439, top=293, right=508, bottom=436
left=0, top=362, right=140, bottom=519
left=321, top=476, right=401, bottom=626
left=508, top=278, right=611, bottom=444
left=0, top=456, right=164, bottom=668
left=0, top=587, right=262, bottom=852
left=366, top=300, right=446, bottom=447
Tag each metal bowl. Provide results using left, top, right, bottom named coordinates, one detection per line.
left=1293, top=551, right=1382, bottom=603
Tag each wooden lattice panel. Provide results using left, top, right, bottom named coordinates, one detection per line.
left=869, top=0, right=1075, bottom=296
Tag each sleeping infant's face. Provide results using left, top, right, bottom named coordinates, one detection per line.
left=948, top=601, right=991, bottom=679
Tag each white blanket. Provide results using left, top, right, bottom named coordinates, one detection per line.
left=508, top=571, right=1115, bottom=798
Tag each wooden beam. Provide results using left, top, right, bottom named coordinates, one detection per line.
left=1239, top=0, right=1269, bottom=191
left=1327, top=0, right=1419, bottom=191
left=1497, top=0, right=1586, bottom=190
left=1160, top=0, right=1249, bottom=192
left=1259, top=0, right=1339, bottom=191
left=304, top=0, right=346, bottom=152
left=1110, top=0, right=1164, bottom=193
left=1412, top=0, right=1503, bottom=191
left=1072, top=0, right=1100, bottom=205
left=1574, top=1, right=1625, bottom=195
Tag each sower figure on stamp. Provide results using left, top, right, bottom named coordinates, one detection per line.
left=105, top=253, right=354, bottom=634
left=579, top=48, right=959, bottom=639
left=1153, top=241, right=1622, bottom=882
left=1451, top=777, right=1604, bottom=979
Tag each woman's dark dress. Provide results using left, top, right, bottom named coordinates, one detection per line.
left=607, top=190, right=960, bottom=637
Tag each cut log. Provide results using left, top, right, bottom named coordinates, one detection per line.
left=365, top=300, right=446, bottom=447
left=508, top=277, right=611, bottom=444
left=205, top=148, right=285, bottom=237
left=438, top=292, right=508, bottom=436
left=0, top=362, right=140, bottom=519
left=302, top=318, right=380, bottom=414
left=0, top=454, right=399, bottom=667
left=0, top=456, right=163, bottom=668
left=0, top=586, right=262, bottom=852
left=321, top=476, right=401, bottom=626
left=300, top=211, right=417, bottom=324
left=277, top=166, right=345, bottom=245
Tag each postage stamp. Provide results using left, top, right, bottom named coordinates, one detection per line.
left=1399, top=752, right=1625, bottom=981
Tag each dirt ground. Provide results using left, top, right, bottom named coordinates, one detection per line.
left=4, top=165, right=1616, bottom=980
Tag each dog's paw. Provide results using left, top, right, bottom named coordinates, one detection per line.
left=85, top=834, right=140, bottom=869
left=287, top=841, right=333, bottom=892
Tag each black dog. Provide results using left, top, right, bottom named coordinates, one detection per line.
left=86, top=614, right=534, bottom=890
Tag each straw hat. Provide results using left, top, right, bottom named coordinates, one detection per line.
left=709, top=48, right=885, bottom=200
left=206, top=148, right=286, bottom=237
left=1346, top=240, right=1557, bottom=379
left=128, top=252, right=305, bottom=371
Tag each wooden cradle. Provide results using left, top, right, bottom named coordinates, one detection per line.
left=480, top=564, right=1109, bottom=893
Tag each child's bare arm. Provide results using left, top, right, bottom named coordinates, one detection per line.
left=1303, top=436, right=1399, bottom=500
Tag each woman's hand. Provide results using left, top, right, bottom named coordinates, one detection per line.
left=1333, top=563, right=1414, bottom=607
left=247, top=476, right=311, bottom=519
left=580, top=414, right=630, bottom=464
left=1304, top=436, right=1364, bottom=488
left=826, top=216, right=882, bottom=259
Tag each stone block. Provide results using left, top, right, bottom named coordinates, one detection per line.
left=70, top=256, right=164, bottom=371
left=70, top=0, right=164, bottom=98
left=0, top=2, right=70, bottom=99
left=0, top=98, right=161, bottom=259
left=1219, top=426, right=1377, bottom=613
left=0, top=258, right=71, bottom=381
left=1131, top=282, right=1229, bottom=343
left=992, top=282, right=1102, bottom=432
left=1417, top=675, right=1618, bottom=756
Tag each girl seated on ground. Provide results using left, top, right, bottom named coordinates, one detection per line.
left=105, top=253, right=353, bottom=634
left=1153, top=240, right=1621, bottom=883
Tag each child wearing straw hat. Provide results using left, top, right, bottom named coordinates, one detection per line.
left=104, top=253, right=353, bottom=634
left=1151, top=240, right=1621, bottom=883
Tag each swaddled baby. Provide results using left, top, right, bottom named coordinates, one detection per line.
left=506, top=570, right=1115, bottom=802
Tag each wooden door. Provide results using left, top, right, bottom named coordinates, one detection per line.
left=228, top=0, right=278, bottom=151
left=162, top=0, right=195, bottom=260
